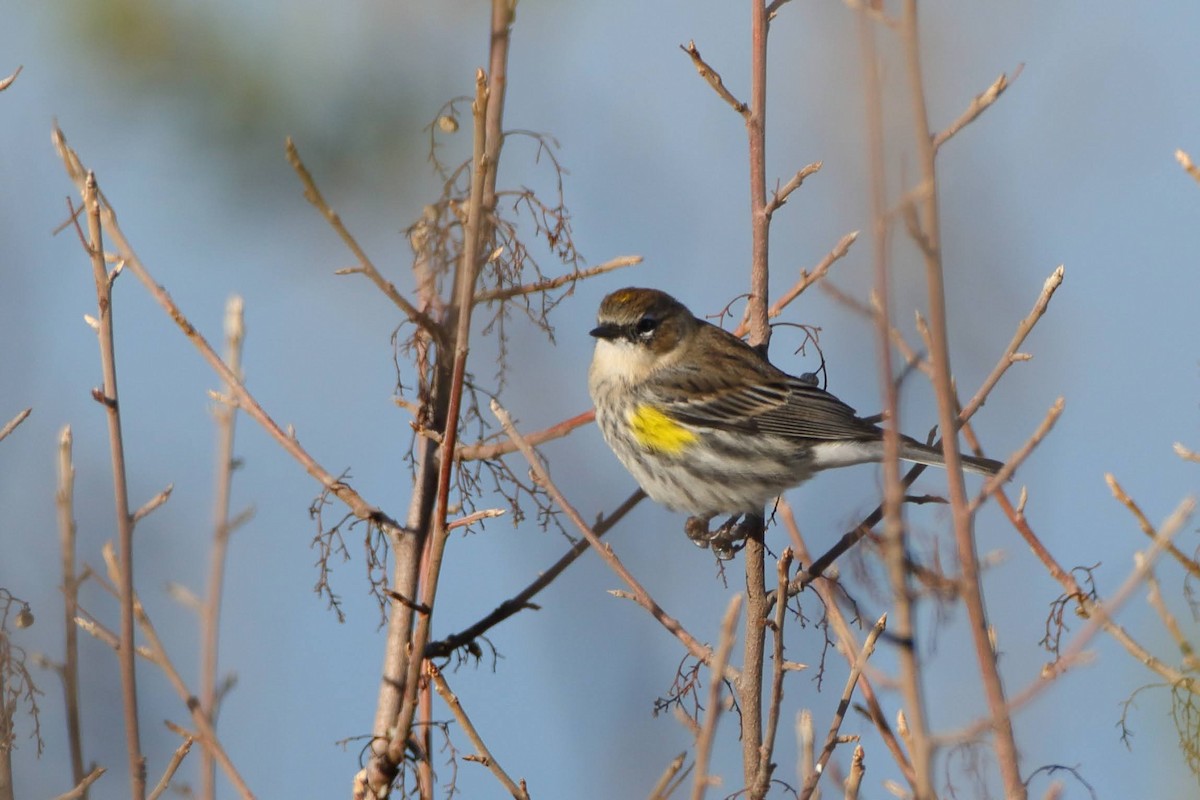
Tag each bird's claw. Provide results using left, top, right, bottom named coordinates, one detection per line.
left=685, top=515, right=749, bottom=561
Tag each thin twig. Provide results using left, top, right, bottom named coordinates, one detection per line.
left=753, top=550, right=794, bottom=796
left=732, top=231, right=859, bottom=340
left=201, top=294, right=246, bottom=800
left=1142, top=558, right=1197, bottom=670
left=1175, top=441, right=1200, bottom=463
left=857, top=4, right=932, bottom=795
left=902, top=2, right=1024, bottom=794
left=456, top=411, right=594, bottom=461
left=99, top=545, right=256, bottom=798
left=799, top=614, right=886, bottom=800
left=690, top=595, right=743, bottom=800
left=0, top=408, right=31, bottom=443
left=680, top=41, right=749, bottom=118
left=941, top=493, right=1197, bottom=745
left=970, top=397, right=1064, bottom=512
left=932, top=65, right=1022, bottom=151
left=82, top=170, right=146, bottom=800
left=844, top=746, right=865, bottom=800
left=1176, top=149, right=1200, bottom=185
left=148, top=734, right=194, bottom=800
left=1106, top=474, right=1200, bottom=579
left=55, top=426, right=87, bottom=794
left=429, top=664, right=530, bottom=799
left=131, top=484, right=173, bottom=524
left=959, top=265, right=1064, bottom=423
left=446, top=508, right=507, bottom=531
left=51, top=766, right=106, bottom=800
left=0, top=65, right=22, bottom=92
left=979, top=478, right=1194, bottom=691
left=286, top=140, right=443, bottom=342
left=53, top=126, right=407, bottom=541
left=492, top=400, right=735, bottom=680
left=473, top=255, right=642, bottom=303
left=425, top=490, right=644, bottom=659
left=648, top=753, right=688, bottom=800
left=764, top=162, right=822, bottom=216
left=779, top=502, right=915, bottom=788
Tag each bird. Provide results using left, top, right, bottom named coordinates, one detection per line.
left=587, top=287, right=1002, bottom=556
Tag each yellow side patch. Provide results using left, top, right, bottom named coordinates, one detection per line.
left=629, top=404, right=697, bottom=454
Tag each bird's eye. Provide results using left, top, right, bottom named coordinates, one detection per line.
left=635, top=316, right=659, bottom=337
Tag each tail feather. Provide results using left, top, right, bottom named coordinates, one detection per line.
left=898, top=438, right=1003, bottom=477
left=809, top=437, right=1004, bottom=477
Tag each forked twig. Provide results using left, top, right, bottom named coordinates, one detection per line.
left=286, top=139, right=443, bottom=341
left=428, top=664, right=530, bottom=799
left=53, top=125, right=407, bottom=541
left=799, top=614, right=885, bottom=800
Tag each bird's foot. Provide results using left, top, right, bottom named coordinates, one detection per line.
left=685, top=514, right=748, bottom=561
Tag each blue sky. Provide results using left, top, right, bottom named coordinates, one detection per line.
left=2, top=2, right=1198, bottom=798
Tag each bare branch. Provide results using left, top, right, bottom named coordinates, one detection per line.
left=1176, top=148, right=1200, bottom=185
left=456, top=410, right=593, bottom=461
left=800, top=614, right=886, bottom=800
left=148, top=733, right=195, bottom=800
left=429, top=664, right=530, bottom=799
left=765, top=161, right=822, bottom=216
left=285, top=139, right=444, bottom=342
left=690, top=595, right=742, bottom=800
left=960, top=265, right=1064, bottom=422
left=131, top=484, right=173, bottom=524
left=1107, top=474, right=1200, bottom=579
left=649, top=752, right=689, bottom=800
left=970, top=397, right=1064, bottom=512
left=0, top=407, right=31, bottom=443
left=473, top=255, right=642, bottom=303
left=446, top=508, right=507, bottom=531
left=932, top=65, right=1023, bottom=151
left=492, top=399, right=735, bottom=680
left=680, top=41, right=749, bottom=118
left=53, top=125, right=408, bottom=542
left=426, top=490, right=644, bottom=659
left=201, top=293, right=247, bottom=800
left=1174, top=441, right=1200, bottom=463
left=81, top=167, right=146, bottom=800
left=51, top=767, right=106, bottom=800
left=0, top=65, right=22, bottom=92
left=99, top=544, right=256, bottom=798
left=943, top=493, right=1198, bottom=746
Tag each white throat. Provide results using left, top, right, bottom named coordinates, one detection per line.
left=588, top=338, right=658, bottom=389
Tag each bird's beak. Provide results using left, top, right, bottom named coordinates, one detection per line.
left=589, top=322, right=621, bottom=340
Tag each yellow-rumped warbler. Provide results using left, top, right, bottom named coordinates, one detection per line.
left=588, top=287, right=1002, bottom=552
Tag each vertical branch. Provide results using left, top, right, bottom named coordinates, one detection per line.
left=691, top=595, right=743, bottom=800
left=742, top=3, right=772, bottom=796
left=900, top=3, right=1024, bottom=797
left=56, top=426, right=86, bottom=796
left=200, top=296, right=245, bottom=800
left=746, top=0, right=771, bottom=348
left=367, top=5, right=513, bottom=794
left=84, top=172, right=145, bottom=800
left=856, top=6, right=934, bottom=798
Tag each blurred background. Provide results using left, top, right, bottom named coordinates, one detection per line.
left=2, top=1, right=1198, bottom=797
